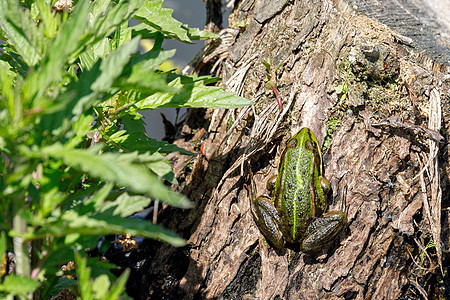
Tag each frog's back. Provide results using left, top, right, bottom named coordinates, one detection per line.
left=277, top=133, right=315, bottom=243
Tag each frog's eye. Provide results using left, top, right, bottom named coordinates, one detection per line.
left=287, top=138, right=297, bottom=148
left=305, top=140, right=313, bottom=150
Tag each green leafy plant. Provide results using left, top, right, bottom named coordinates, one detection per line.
left=322, top=116, right=341, bottom=150
left=420, top=239, right=436, bottom=271
left=0, top=0, right=253, bottom=298
left=262, top=57, right=282, bottom=111
left=335, top=82, right=348, bottom=102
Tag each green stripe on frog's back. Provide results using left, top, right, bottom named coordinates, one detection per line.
left=278, top=129, right=315, bottom=241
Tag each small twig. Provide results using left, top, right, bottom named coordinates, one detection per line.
left=409, top=279, right=428, bottom=300
left=413, top=237, right=436, bottom=273
left=152, top=200, right=159, bottom=225
left=272, top=85, right=283, bottom=112
left=405, top=245, right=434, bottom=273
left=418, top=155, right=433, bottom=240
left=412, top=146, right=438, bottom=182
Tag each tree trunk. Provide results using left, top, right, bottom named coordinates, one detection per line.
left=142, top=0, right=449, bottom=299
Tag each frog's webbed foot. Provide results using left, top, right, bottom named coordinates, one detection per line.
left=250, top=195, right=285, bottom=249
left=301, top=212, right=347, bottom=253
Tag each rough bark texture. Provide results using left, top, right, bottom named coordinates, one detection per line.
left=140, top=0, right=449, bottom=299
left=345, top=0, right=450, bottom=64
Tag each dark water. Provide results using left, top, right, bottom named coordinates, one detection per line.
left=143, top=0, right=207, bottom=140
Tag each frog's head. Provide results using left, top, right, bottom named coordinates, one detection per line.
left=287, top=128, right=320, bottom=154
left=286, top=128, right=329, bottom=192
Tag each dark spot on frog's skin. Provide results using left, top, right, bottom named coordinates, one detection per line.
left=305, top=140, right=313, bottom=150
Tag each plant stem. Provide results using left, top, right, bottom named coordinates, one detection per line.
left=13, top=214, right=30, bottom=277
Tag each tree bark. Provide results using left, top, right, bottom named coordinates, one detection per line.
left=143, top=0, right=449, bottom=299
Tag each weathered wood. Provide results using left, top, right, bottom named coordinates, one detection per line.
left=142, top=0, right=449, bottom=298
left=345, top=0, right=450, bottom=65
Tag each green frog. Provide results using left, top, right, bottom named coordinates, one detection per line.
left=250, top=128, right=347, bottom=253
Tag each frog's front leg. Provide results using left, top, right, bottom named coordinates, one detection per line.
left=249, top=176, right=285, bottom=249
left=301, top=211, right=347, bottom=253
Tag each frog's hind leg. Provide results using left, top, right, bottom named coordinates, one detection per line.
left=250, top=195, right=285, bottom=249
left=301, top=211, right=347, bottom=253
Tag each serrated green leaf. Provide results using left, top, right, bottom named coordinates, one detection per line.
left=97, top=193, right=151, bottom=217
left=146, top=153, right=177, bottom=184
left=41, top=145, right=192, bottom=208
left=91, top=36, right=140, bottom=92
left=34, top=208, right=186, bottom=246
left=130, top=22, right=158, bottom=39
left=38, top=37, right=140, bottom=140
left=0, top=0, right=44, bottom=66
left=91, top=0, right=144, bottom=46
left=112, top=22, right=132, bottom=49
left=86, top=257, right=118, bottom=280
left=135, top=49, right=176, bottom=71
left=69, top=0, right=144, bottom=65
left=183, top=26, right=219, bottom=40
left=37, top=186, right=65, bottom=221
left=0, top=275, right=39, bottom=294
left=117, top=68, right=170, bottom=95
left=114, top=50, right=177, bottom=95
left=37, top=61, right=102, bottom=139
left=131, top=23, right=218, bottom=41
left=79, top=38, right=111, bottom=71
left=36, top=0, right=58, bottom=38
left=119, top=113, right=146, bottom=134
left=109, top=114, right=192, bottom=155
left=0, top=27, right=7, bottom=41
left=135, top=0, right=191, bottom=43
left=90, top=0, right=111, bottom=20
left=23, top=0, right=90, bottom=104
left=136, top=76, right=254, bottom=109
left=109, top=131, right=193, bottom=155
